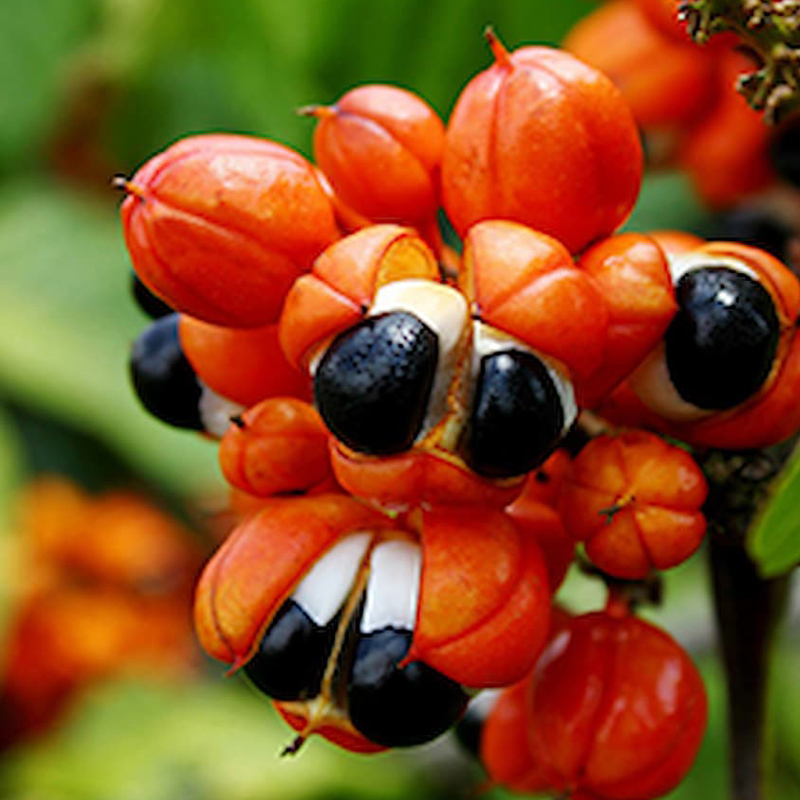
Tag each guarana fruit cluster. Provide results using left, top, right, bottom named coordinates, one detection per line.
left=118, top=27, right=800, bottom=799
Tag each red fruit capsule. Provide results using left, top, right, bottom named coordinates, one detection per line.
left=505, top=494, right=573, bottom=592
left=482, top=607, right=708, bottom=800
left=218, top=398, right=333, bottom=498
left=559, top=430, right=707, bottom=579
left=280, top=223, right=593, bottom=506
left=574, top=232, right=676, bottom=408
left=442, top=32, right=642, bottom=253
left=120, top=134, right=340, bottom=328
left=178, top=316, right=310, bottom=408
left=194, top=495, right=551, bottom=751
left=618, top=241, right=800, bottom=448
left=308, top=84, right=445, bottom=227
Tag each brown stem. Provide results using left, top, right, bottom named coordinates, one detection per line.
left=700, top=446, right=794, bottom=800
left=707, top=534, right=790, bottom=800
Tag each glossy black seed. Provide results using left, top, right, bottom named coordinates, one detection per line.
left=665, top=266, right=780, bottom=409
left=706, top=207, right=793, bottom=263
left=769, top=120, right=800, bottom=188
left=130, top=273, right=173, bottom=319
left=129, top=313, right=204, bottom=429
left=461, top=350, right=565, bottom=479
left=244, top=600, right=339, bottom=701
left=314, top=312, right=438, bottom=455
left=347, top=627, right=468, bottom=747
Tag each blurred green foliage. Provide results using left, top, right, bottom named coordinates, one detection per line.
left=0, top=1, right=797, bottom=799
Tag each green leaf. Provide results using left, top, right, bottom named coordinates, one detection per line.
left=748, top=441, right=800, bottom=576
left=0, top=178, right=220, bottom=497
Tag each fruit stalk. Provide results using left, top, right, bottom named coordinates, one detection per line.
left=702, top=446, right=793, bottom=800
left=680, top=0, right=800, bottom=122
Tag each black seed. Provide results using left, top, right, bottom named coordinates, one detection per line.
left=347, top=627, right=467, bottom=747
left=314, top=312, right=438, bottom=455
left=244, top=600, right=340, bottom=702
left=665, top=266, right=780, bottom=409
left=461, top=350, right=566, bottom=479
left=769, top=120, right=800, bottom=189
left=131, top=272, right=174, bottom=319
left=129, top=314, right=204, bottom=429
left=706, top=207, right=793, bottom=263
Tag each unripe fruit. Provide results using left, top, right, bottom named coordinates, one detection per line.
left=218, top=398, right=332, bottom=498
left=559, top=431, right=707, bottom=579
left=308, top=84, right=445, bottom=226
left=531, top=609, right=707, bottom=799
left=442, top=32, right=642, bottom=253
left=480, top=607, right=707, bottom=799
left=120, top=134, right=340, bottom=328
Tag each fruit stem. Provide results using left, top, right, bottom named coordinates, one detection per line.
left=280, top=734, right=306, bottom=757
left=296, top=104, right=336, bottom=119
left=111, top=175, right=146, bottom=199
left=707, top=535, right=789, bottom=800
left=700, top=446, right=793, bottom=800
left=679, top=0, right=800, bottom=122
left=484, top=26, right=512, bottom=68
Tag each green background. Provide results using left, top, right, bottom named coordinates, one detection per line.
left=0, top=1, right=797, bottom=798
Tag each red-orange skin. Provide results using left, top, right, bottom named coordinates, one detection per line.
left=574, top=233, right=676, bottom=408
left=460, top=220, right=609, bottom=380
left=312, top=84, right=445, bottom=225
left=441, top=40, right=642, bottom=254
left=504, top=495, right=573, bottom=592
left=279, top=224, right=523, bottom=509
left=276, top=707, right=385, bottom=754
left=406, top=506, right=551, bottom=688
left=282, top=222, right=664, bottom=507
left=484, top=608, right=707, bottom=800
left=559, top=431, right=707, bottom=579
left=606, top=242, right=800, bottom=449
left=121, top=134, right=340, bottom=328
left=678, top=52, right=776, bottom=209
left=510, top=450, right=572, bottom=509
left=179, top=316, right=310, bottom=407
left=481, top=607, right=573, bottom=793
left=647, top=230, right=705, bottom=260
left=218, top=398, right=333, bottom=498
left=193, top=494, right=550, bottom=751
left=461, top=223, right=675, bottom=402
left=564, top=1, right=715, bottom=130
left=279, top=225, right=440, bottom=369
left=530, top=610, right=707, bottom=799
left=330, top=443, right=523, bottom=510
